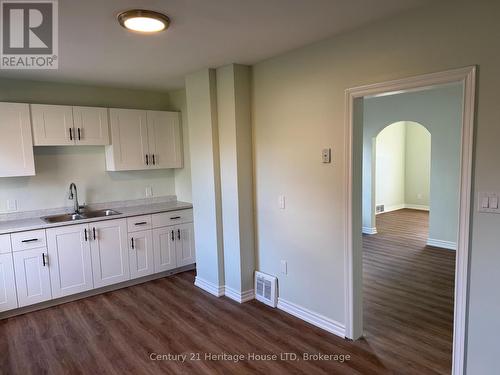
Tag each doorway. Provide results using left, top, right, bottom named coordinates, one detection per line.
left=344, top=67, right=476, bottom=375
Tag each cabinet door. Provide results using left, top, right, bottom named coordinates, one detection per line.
left=146, top=111, right=183, bottom=169
left=128, top=230, right=154, bottom=279
left=46, top=224, right=93, bottom=298
left=90, top=219, right=130, bottom=288
left=106, top=109, right=149, bottom=171
left=175, top=223, right=196, bottom=267
left=73, top=106, right=110, bottom=145
left=0, top=253, right=18, bottom=312
left=31, top=104, right=74, bottom=145
left=152, top=227, right=177, bottom=273
left=13, top=248, right=52, bottom=307
left=0, top=102, right=35, bottom=177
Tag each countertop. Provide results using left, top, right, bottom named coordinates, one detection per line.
left=0, top=201, right=193, bottom=235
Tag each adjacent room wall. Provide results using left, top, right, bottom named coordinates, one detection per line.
left=251, top=1, right=500, bottom=372
left=363, top=85, right=462, bottom=247
left=374, top=121, right=431, bottom=212
left=405, top=121, right=431, bottom=208
left=375, top=121, right=406, bottom=211
left=0, top=78, right=180, bottom=213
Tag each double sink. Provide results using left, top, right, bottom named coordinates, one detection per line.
left=42, top=209, right=121, bottom=224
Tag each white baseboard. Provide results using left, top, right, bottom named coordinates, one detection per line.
left=427, top=238, right=457, bottom=250
left=405, top=204, right=430, bottom=211
left=376, top=203, right=430, bottom=215
left=277, top=298, right=345, bottom=338
left=376, top=203, right=405, bottom=214
left=224, top=286, right=255, bottom=303
left=194, top=276, right=225, bottom=297
left=362, top=226, right=377, bottom=235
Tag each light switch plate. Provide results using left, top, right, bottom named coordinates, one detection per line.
left=280, top=260, right=287, bottom=275
left=478, top=192, right=500, bottom=214
left=278, top=195, right=285, bottom=209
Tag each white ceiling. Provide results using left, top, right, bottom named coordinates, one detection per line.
left=0, top=0, right=429, bottom=91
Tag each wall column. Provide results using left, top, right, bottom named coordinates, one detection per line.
left=185, top=69, right=225, bottom=295
left=216, top=64, right=255, bottom=302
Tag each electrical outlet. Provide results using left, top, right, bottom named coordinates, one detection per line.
left=322, top=148, right=332, bottom=163
left=7, top=200, right=17, bottom=211
left=280, top=260, right=287, bottom=275
left=417, top=193, right=423, bottom=200
left=145, top=186, right=153, bottom=198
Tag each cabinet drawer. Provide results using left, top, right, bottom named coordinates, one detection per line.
left=11, top=230, right=47, bottom=251
left=0, top=234, right=11, bottom=254
left=127, top=215, right=152, bottom=232
left=152, top=209, right=193, bottom=228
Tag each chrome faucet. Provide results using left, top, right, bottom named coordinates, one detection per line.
left=68, top=183, right=81, bottom=214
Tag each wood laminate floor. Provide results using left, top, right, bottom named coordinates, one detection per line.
left=363, top=209, right=456, bottom=375
left=0, top=209, right=455, bottom=375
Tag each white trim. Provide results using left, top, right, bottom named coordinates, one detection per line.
left=376, top=203, right=405, bottom=214
left=376, top=204, right=430, bottom=214
left=344, top=66, right=476, bottom=375
left=277, top=298, right=345, bottom=338
left=362, top=227, right=377, bottom=235
left=427, top=238, right=457, bottom=251
left=224, top=286, right=255, bottom=303
left=405, top=204, right=429, bottom=211
left=194, top=276, right=225, bottom=297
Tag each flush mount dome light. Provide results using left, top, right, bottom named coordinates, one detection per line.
left=118, top=9, right=170, bottom=33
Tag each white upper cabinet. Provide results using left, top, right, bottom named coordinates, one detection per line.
left=106, top=109, right=149, bottom=171
left=31, top=104, right=110, bottom=146
left=0, top=102, right=35, bottom=177
left=72, top=106, right=110, bottom=145
left=31, top=104, right=75, bottom=145
left=106, top=109, right=182, bottom=171
left=147, top=111, right=183, bottom=169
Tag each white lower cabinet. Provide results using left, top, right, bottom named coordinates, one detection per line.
left=128, top=230, right=154, bottom=279
left=46, top=224, right=93, bottom=298
left=13, top=248, right=52, bottom=307
left=175, top=223, right=196, bottom=267
left=90, top=219, right=130, bottom=288
left=0, top=253, right=18, bottom=312
left=152, top=227, right=177, bottom=273
left=1, top=209, right=195, bottom=314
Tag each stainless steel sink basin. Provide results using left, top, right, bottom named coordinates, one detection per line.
left=42, top=209, right=121, bottom=223
left=83, top=209, right=121, bottom=218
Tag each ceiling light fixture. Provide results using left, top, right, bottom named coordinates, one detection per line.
left=117, top=9, right=170, bottom=33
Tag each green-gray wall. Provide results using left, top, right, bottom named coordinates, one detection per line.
left=251, top=1, right=498, bottom=373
